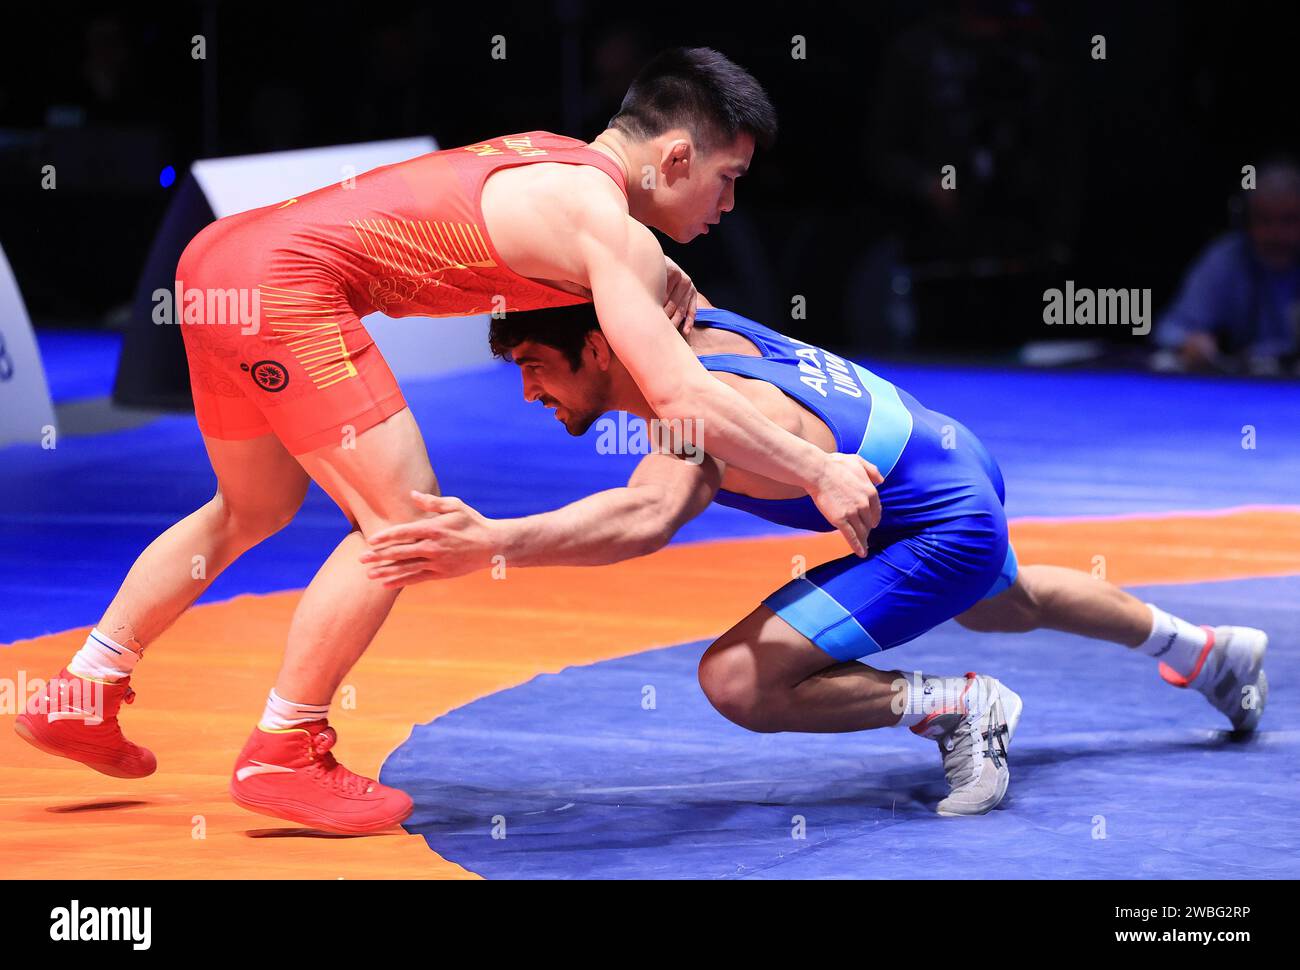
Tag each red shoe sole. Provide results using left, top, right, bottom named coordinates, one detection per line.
left=13, top=717, right=157, bottom=779
left=229, top=785, right=413, bottom=835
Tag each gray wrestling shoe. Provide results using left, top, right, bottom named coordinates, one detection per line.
left=1159, top=626, right=1268, bottom=732
left=910, top=672, right=1023, bottom=817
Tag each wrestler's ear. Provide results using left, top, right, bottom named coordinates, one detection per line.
left=661, top=133, right=693, bottom=176
left=586, top=329, right=614, bottom=369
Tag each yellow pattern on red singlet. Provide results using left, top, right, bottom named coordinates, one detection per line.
left=259, top=285, right=359, bottom=390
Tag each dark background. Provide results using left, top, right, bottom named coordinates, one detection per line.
left=1, top=0, right=1296, bottom=358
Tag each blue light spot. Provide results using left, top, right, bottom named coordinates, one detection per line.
left=159, top=165, right=176, bottom=188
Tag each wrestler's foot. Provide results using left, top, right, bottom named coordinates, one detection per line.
left=911, top=672, right=1021, bottom=817
left=230, top=720, right=413, bottom=834
left=13, top=667, right=157, bottom=778
left=1160, top=626, right=1268, bottom=732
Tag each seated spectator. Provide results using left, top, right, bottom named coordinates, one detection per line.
left=1155, top=158, right=1300, bottom=375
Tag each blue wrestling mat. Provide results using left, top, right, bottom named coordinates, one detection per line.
left=387, top=576, right=1297, bottom=879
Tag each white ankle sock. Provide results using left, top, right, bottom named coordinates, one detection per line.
left=1137, top=604, right=1209, bottom=676
left=259, top=688, right=330, bottom=730
left=68, top=628, right=141, bottom=683
left=896, top=673, right=968, bottom=728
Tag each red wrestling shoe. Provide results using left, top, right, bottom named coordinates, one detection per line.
left=229, top=720, right=413, bottom=834
left=14, top=667, right=157, bottom=778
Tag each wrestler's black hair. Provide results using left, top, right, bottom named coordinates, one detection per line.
left=608, top=47, right=777, bottom=152
left=489, top=304, right=600, bottom=372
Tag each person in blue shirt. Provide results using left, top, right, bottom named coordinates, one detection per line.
left=1156, top=159, right=1300, bottom=374
left=363, top=298, right=1271, bottom=817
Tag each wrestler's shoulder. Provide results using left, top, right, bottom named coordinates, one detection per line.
left=494, top=160, right=626, bottom=218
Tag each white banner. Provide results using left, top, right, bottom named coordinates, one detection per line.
left=0, top=243, right=56, bottom=448
left=190, top=137, right=496, bottom=380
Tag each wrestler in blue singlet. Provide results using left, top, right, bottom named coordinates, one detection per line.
left=693, top=307, right=1019, bottom=661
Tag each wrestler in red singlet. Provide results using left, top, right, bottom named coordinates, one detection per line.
left=18, top=50, right=879, bottom=840
left=178, top=131, right=624, bottom=454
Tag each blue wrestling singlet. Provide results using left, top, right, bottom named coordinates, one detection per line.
left=694, top=307, right=1019, bottom=661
